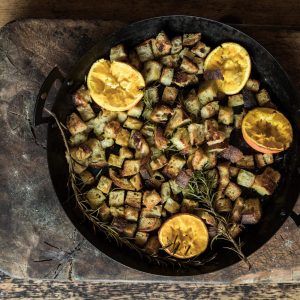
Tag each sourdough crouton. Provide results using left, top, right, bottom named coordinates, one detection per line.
left=171, top=127, right=191, bottom=153
left=169, top=179, right=183, bottom=195
left=164, top=198, right=180, bottom=214
left=135, top=39, right=154, bottom=62
left=109, top=169, right=135, bottom=191
left=191, top=41, right=211, bottom=58
left=252, top=167, right=281, bottom=196
left=193, top=57, right=204, bottom=74
left=201, top=101, right=220, bottom=119
left=179, top=47, right=196, bottom=60
left=180, top=57, right=198, bottom=74
left=150, top=155, right=168, bottom=171
left=218, top=106, right=234, bottom=125
left=234, top=110, right=246, bottom=129
left=110, top=44, right=127, bottom=62
left=115, top=128, right=130, bottom=147
left=79, top=170, right=95, bottom=185
left=122, top=160, right=141, bottom=177
left=129, top=173, right=143, bottom=191
left=67, top=113, right=87, bottom=136
left=124, top=206, right=139, bottom=222
left=117, top=111, right=127, bottom=123
left=160, top=54, right=180, bottom=67
left=182, top=33, right=201, bottom=46
left=189, top=148, right=208, bottom=171
left=263, top=154, right=274, bottom=165
left=108, top=154, right=124, bottom=168
left=120, top=147, right=133, bottom=159
left=150, top=105, right=173, bottom=123
left=69, top=132, right=88, bottom=147
left=149, top=171, right=165, bottom=188
left=154, top=126, right=168, bottom=150
left=237, top=169, right=255, bottom=188
left=181, top=199, right=199, bottom=213
left=162, top=86, right=178, bottom=104
left=236, top=155, right=255, bottom=169
left=206, top=130, right=226, bottom=146
left=214, top=197, right=232, bottom=213
left=143, top=60, right=162, bottom=85
left=160, top=67, right=174, bottom=86
left=123, top=223, right=138, bottom=238
left=188, top=123, right=205, bottom=145
left=97, top=176, right=112, bottom=194
left=205, top=152, right=217, bottom=169
left=224, top=182, right=242, bottom=201
left=184, top=89, right=201, bottom=115
left=76, top=103, right=95, bottom=121
left=152, top=31, right=172, bottom=57
left=160, top=182, right=171, bottom=204
left=143, top=190, right=161, bottom=209
left=100, top=138, right=114, bottom=149
left=125, top=191, right=142, bottom=208
left=241, top=198, right=262, bottom=224
left=245, top=78, right=260, bottom=92
left=135, top=231, right=149, bottom=247
left=255, top=153, right=274, bottom=168
left=144, top=236, right=161, bottom=255
left=204, top=119, right=219, bottom=140
left=256, top=89, right=271, bottom=106
left=217, top=162, right=230, bottom=191
left=109, top=190, right=125, bottom=207
left=171, top=36, right=183, bottom=54
left=229, top=166, right=240, bottom=177
left=163, top=155, right=186, bottom=178
left=98, top=203, right=111, bottom=222
left=70, top=145, right=92, bottom=163
left=123, top=117, right=143, bottom=130
left=197, top=81, right=218, bottom=106
left=231, top=197, right=244, bottom=223
left=141, top=205, right=162, bottom=218
left=173, top=71, right=198, bottom=87
left=138, top=217, right=161, bottom=232
left=228, top=94, right=244, bottom=107
left=143, top=86, right=159, bottom=105
left=110, top=206, right=125, bottom=218
left=86, top=188, right=106, bottom=209
left=221, top=145, right=243, bottom=163
left=165, top=107, right=191, bottom=136
left=127, top=101, right=144, bottom=118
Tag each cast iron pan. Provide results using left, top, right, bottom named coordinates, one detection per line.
left=33, top=16, right=300, bottom=276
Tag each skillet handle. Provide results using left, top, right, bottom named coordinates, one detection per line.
left=33, top=67, right=65, bottom=126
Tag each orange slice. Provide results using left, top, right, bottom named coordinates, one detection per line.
left=87, top=59, right=145, bottom=111
left=158, top=213, right=209, bottom=259
left=242, top=107, right=293, bottom=153
left=204, top=42, right=251, bottom=95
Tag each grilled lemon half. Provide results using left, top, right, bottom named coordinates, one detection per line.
left=204, top=42, right=251, bottom=95
left=87, top=59, right=145, bottom=111
left=158, top=213, right=209, bottom=259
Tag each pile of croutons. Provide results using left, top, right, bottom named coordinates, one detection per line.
left=65, top=31, right=281, bottom=254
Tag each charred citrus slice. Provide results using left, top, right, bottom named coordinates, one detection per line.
left=87, top=59, right=145, bottom=111
left=242, top=107, right=293, bottom=153
left=158, top=213, right=209, bottom=259
left=204, top=42, right=251, bottom=95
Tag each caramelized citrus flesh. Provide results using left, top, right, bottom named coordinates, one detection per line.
left=204, top=42, right=251, bottom=95
left=87, top=59, right=145, bottom=111
left=242, top=107, right=293, bottom=153
left=158, top=213, right=209, bottom=259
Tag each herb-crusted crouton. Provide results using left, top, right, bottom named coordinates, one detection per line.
left=160, top=182, right=171, bottom=203
left=171, top=36, right=183, bottom=54
left=127, top=101, right=144, bottom=118
left=110, top=206, right=125, bottom=218
left=255, top=153, right=274, bottom=168
left=160, top=67, right=174, bottom=86
left=184, top=89, right=201, bottom=115
left=241, top=198, right=262, bottom=224
left=71, top=145, right=92, bottom=163
left=150, top=154, right=168, bottom=171
left=217, top=162, right=230, bottom=191
left=160, top=54, right=180, bottom=68
left=68, top=132, right=88, bottom=147
left=138, top=217, right=161, bottom=232
left=76, top=103, right=96, bottom=121
left=122, top=159, right=141, bottom=177
left=201, top=101, right=220, bottom=119
left=214, top=197, right=232, bottom=213
left=171, top=127, right=191, bottom=153
left=108, top=154, right=124, bottom=168
left=143, top=190, right=161, bottom=209
left=86, top=188, right=106, bottom=209
left=97, top=175, right=113, bottom=194
left=120, top=147, right=133, bottom=159
left=123, top=117, right=143, bottom=130
left=236, top=155, right=255, bottom=169
left=165, top=107, right=191, bottom=136
left=221, top=145, right=243, bottom=163
left=169, top=179, right=183, bottom=195
left=188, top=123, right=205, bottom=145
left=228, top=94, right=244, bottom=107
left=135, top=39, right=154, bottom=62
left=237, top=169, right=255, bottom=188
left=197, top=81, right=218, bottom=106
left=183, top=33, right=201, bottom=46
left=181, top=198, right=199, bottom=213
left=193, top=57, right=204, bottom=74
left=224, top=182, right=242, bottom=201
left=162, top=86, right=178, bottom=104
left=245, top=78, right=260, bottom=92
left=141, top=205, right=162, bottom=218
left=234, top=110, right=246, bottom=129
left=79, top=170, right=94, bottom=185
left=231, top=197, right=244, bottom=223
left=67, top=113, right=88, bottom=136
left=109, top=190, right=125, bottom=207
left=110, top=44, right=127, bottom=62
left=150, top=105, right=173, bottom=123
left=180, top=57, right=198, bottom=74
left=256, top=89, right=271, bottom=106
left=163, top=155, right=186, bottom=178
left=135, top=231, right=149, bottom=247
left=123, top=223, right=138, bottom=238
left=164, top=198, right=180, bottom=214
left=152, top=31, right=172, bottom=57
left=229, top=166, right=240, bottom=177
left=125, top=191, right=142, bottom=208
left=189, top=148, right=208, bottom=171
left=173, top=71, right=198, bottom=87
left=100, top=138, right=114, bottom=149
left=115, top=128, right=130, bottom=147
left=143, top=60, right=162, bottom=85
left=218, top=106, right=234, bottom=125
left=98, top=203, right=111, bottom=222
left=191, top=42, right=211, bottom=58
left=130, top=173, right=143, bottom=191
left=124, top=205, right=139, bottom=222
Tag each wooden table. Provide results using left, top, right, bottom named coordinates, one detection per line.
left=0, top=17, right=300, bottom=299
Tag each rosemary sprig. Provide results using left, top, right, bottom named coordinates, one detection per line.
left=185, top=170, right=251, bottom=269
left=44, top=108, right=214, bottom=268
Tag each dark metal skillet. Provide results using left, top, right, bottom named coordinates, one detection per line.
left=33, top=16, right=300, bottom=276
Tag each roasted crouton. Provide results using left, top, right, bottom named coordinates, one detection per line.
left=181, top=198, right=199, bottom=213
left=100, top=138, right=114, bottom=149
left=109, top=169, right=135, bottom=191
left=205, top=152, right=217, bottom=169
left=171, top=36, right=183, bottom=54
left=143, top=190, right=161, bottom=209
left=180, top=57, right=198, bottom=74
left=144, top=236, right=161, bottom=255
left=224, top=182, right=242, bottom=201
left=182, top=33, right=201, bottom=46
left=70, top=144, right=92, bottom=163
left=76, top=104, right=95, bottom=122
left=236, top=155, right=255, bottom=169
left=229, top=166, right=240, bottom=177
left=162, top=86, right=178, bottom=104
left=160, top=182, right=171, bottom=204
left=86, top=188, right=106, bottom=209
left=241, top=198, right=262, bottom=224
left=175, top=169, right=192, bottom=188
left=160, top=67, right=174, bottom=86
left=191, top=41, right=211, bottom=58
left=214, top=197, right=232, bottom=213
left=179, top=47, right=196, bottom=60
left=163, top=155, right=186, bottom=178
left=237, top=169, right=255, bottom=188
left=234, top=110, right=246, bottom=129
left=217, top=162, right=230, bottom=191
left=97, top=175, right=113, bottom=194
left=189, top=148, right=208, bottom=171
left=218, top=106, right=234, bottom=125
left=245, top=78, right=260, bottom=92
left=79, top=170, right=95, bottom=185
left=127, top=101, right=144, bottom=118
left=67, top=113, right=88, bottom=136
left=221, top=145, right=243, bottom=163
left=109, top=190, right=125, bottom=207
left=149, top=171, right=165, bottom=188
left=228, top=94, right=244, bottom=107
left=135, top=231, right=149, bottom=247
left=204, top=119, right=219, bottom=140
left=169, top=179, right=183, bottom=195
left=201, top=101, right=220, bottom=119
left=164, top=198, right=180, bottom=214
left=110, top=206, right=125, bottom=218
left=188, top=123, right=205, bottom=145
left=143, top=60, right=162, bottom=85
left=150, top=155, right=168, bottom=171
left=138, top=217, right=161, bottom=232
left=123, top=117, right=143, bottom=130
left=115, top=128, right=130, bottom=147
left=150, top=105, right=173, bottom=123
left=206, top=130, right=226, bottom=146
left=110, top=43, right=127, bottom=62
left=69, top=132, right=88, bottom=147
left=122, top=160, right=141, bottom=177
left=154, top=126, right=168, bottom=150
left=193, top=57, right=204, bottom=74
left=129, top=173, right=143, bottom=191
left=173, top=71, right=198, bottom=87
left=98, top=203, right=111, bottom=222
left=125, top=191, right=142, bottom=208
left=231, top=197, right=244, bottom=223
left=141, top=205, right=162, bottom=218
left=256, top=89, right=271, bottom=106
left=108, top=154, right=124, bottom=168
left=165, top=107, right=191, bottom=136
left=135, top=39, right=154, bottom=62
left=160, top=54, right=180, bottom=68
left=152, top=31, right=172, bottom=57
left=184, top=89, right=201, bottom=115
left=203, top=68, right=224, bottom=81
left=197, top=81, right=218, bottom=106
left=255, top=153, right=274, bottom=168
left=103, top=120, right=121, bottom=139
left=171, top=127, right=191, bottom=153
left=124, top=206, right=139, bottom=222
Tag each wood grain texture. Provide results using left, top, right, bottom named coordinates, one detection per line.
left=2, top=0, right=300, bottom=28
left=0, top=19, right=300, bottom=289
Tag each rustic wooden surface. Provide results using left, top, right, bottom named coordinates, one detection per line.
left=1, top=18, right=300, bottom=298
